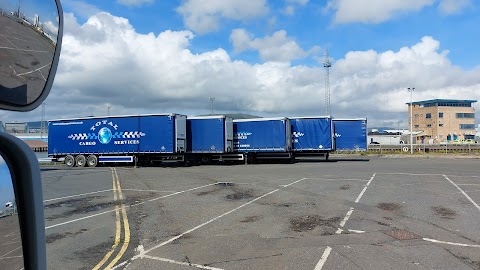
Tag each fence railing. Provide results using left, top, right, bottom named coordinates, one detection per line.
left=365, top=144, right=480, bottom=154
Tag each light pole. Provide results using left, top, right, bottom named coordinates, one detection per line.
left=107, top=105, right=111, bottom=116
left=408, top=87, right=415, bottom=154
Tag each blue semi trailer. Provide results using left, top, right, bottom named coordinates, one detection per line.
left=290, top=116, right=335, bottom=160
left=233, top=117, right=293, bottom=162
left=48, top=114, right=187, bottom=167
left=187, top=116, right=243, bottom=163
left=333, top=118, right=367, bottom=151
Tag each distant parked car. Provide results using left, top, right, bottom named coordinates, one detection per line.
left=370, top=142, right=380, bottom=145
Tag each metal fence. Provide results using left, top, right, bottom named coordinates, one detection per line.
left=366, top=144, right=480, bottom=154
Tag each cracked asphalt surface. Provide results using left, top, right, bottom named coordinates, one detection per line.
left=40, top=156, right=480, bottom=269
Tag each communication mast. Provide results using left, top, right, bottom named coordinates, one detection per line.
left=323, top=50, right=332, bottom=115
left=209, top=97, right=215, bottom=115
left=40, top=103, right=46, bottom=139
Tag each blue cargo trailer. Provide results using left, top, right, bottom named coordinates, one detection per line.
left=290, top=116, right=334, bottom=160
left=233, top=118, right=292, bottom=162
left=187, top=116, right=243, bottom=163
left=48, top=114, right=187, bottom=167
left=333, top=118, right=367, bottom=151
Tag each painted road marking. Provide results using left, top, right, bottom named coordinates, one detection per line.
left=0, top=255, right=23, bottom=260
left=355, top=173, right=376, bottom=203
left=43, top=189, right=113, bottom=203
left=443, top=175, right=480, bottom=212
left=92, top=168, right=122, bottom=270
left=141, top=189, right=280, bottom=254
left=141, top=255, right=225, bottom=270
left=121, top=189, right=176, bottom=193
left=45, top=183, right=217, bottom=230
left=106, top=168, right=131, bottom=268
left=323, top=173, right=376, bottom=268
left=114, top=177, right=310, bottom=268
left=348, top=229, right=366, bottom=234
left=314, top=246, right=332, bottom=270
left=423, top=238, right=480, bottom=248
left=0, top=246, right=22, bottom=258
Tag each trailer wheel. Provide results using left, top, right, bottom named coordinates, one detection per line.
left=87, top=155, right=98, bottom=167
left=75, top=155, right=86, bottom=167
left=201, top=156, right=211, bottom=164
left=65, top=155, right=75, bottom=167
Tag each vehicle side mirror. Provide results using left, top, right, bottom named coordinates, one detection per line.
left=0, top=0, right=63, bottom=111
left=0, top=132, right=46, bottom=269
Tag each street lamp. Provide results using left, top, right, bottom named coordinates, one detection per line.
left=209, top=97, right=215, bottom=116
left=407, top=87, right=415, bottom=154
left=107, top=105, right=111, bottom=116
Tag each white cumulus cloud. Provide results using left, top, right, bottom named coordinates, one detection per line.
left=2, top=12, right=479, bottom=128
left=438, top=0, right=472, bottom=14
left=116, top=0, right=154, bottom=7
left=230, top=29, right=311, bottom=62
left=176, top=0, right=268, bottom=34
left=325, top=0, right=435, bottom=24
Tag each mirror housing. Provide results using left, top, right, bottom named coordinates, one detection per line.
left=0, top=0, right=63, bottom=111
left=0, top=132, right=46, bottom=269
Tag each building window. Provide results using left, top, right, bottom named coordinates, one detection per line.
left=439, top=112, right=443, bottom=118
left=439, top=123, right=444, bottom=127
left=460, top=124, right=475, bottom=130
left=414, top=125, right=419, bottom=128
left=426, top=113, right=431, bottom=119
left=465, top=135, right=475, bottom=140
left=456, top=113, right=475, bottom=118
left=426, top=124, right=432, bottom=128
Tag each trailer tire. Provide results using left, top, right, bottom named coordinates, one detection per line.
left=87, top=155, right=98, bottom=167
left=201, top=156, right=211, bottom=164
left=65, top=155, right=75, bottom=167
left=75, top=155, right=86, bottom=167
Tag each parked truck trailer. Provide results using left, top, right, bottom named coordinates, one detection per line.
left=333, top=118, right=367, bottom=151
left=233, top=117, right=293, bottom=162
left=48, top=114, right=187, bottom=167
left=187, top=115, right=243, bottom=163
left=290, top=116, right=335, bottom=160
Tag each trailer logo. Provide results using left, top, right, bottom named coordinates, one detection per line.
left=235, top=132, right=252, bottom=140
left=293, top=132, right=304, bottom=138
left=98, top=127, right=113, bottom=144
left=68, top=119, right=146, bottom=146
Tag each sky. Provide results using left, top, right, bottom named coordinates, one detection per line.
left=2, top=0, right=480, bottom=128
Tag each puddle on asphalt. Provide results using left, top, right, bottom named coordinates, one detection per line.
left=290, top=215, right=340, bottom=232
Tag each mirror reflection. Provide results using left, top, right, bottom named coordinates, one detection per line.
left=0, top=155, right=23, bottom=269
left=0, top=0, right=59, bottom=106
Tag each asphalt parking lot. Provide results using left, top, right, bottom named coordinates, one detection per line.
left=39, top=157, right=480, bottom=270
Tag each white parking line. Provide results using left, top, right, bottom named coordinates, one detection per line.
left=314, top=246, right=332, bottom=270
left=322, top=173, right=376, bottom=267
left=0, top=246, right=22, bottom=258
left=355, top=173, right=376, bottom=203
left=115, top=177, right=310, bottom=268
left=141, top=255, right=224, bottom=270
left=443, top=175, right=480, bottom=212
left=121, top=189, right=176, bottom=193
left=43, top=189, right=113, bottom=203
left=423, top=238, right=480, bottom=248
left=304, top=178, right=369, bottom=182
left=45, top=183, right=217, bottom=230
left=141, top=189, right=280, bottom=254
left=0, top=255, right=23, bottom=260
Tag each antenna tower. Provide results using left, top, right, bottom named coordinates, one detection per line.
left=40, top=103, right=46, bottom=139
left=323, top=49, right=332, bottom=115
